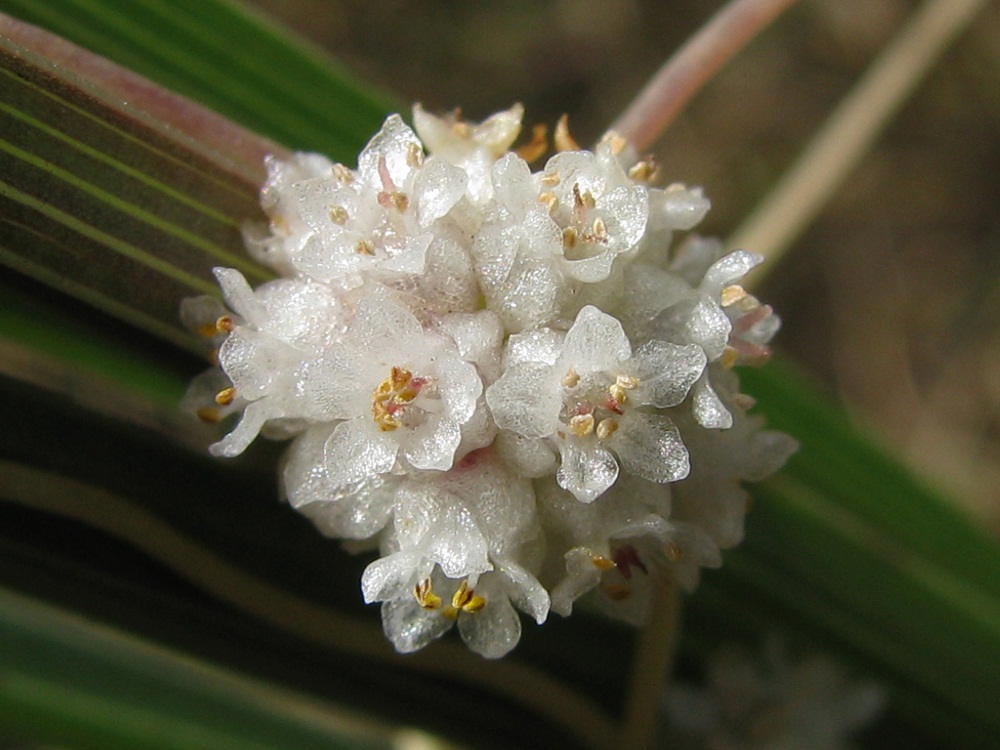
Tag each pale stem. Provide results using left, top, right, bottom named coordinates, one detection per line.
left=610, top=0, right=801, bottom=151
left=730, top=0, right=991, bottom=286
left=616, top=576, right=682, bottom=750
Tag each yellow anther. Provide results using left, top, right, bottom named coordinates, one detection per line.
left=379, top=191, right=409, bottom=212
left=540, top=171, right=561, bottom=187
left=515, top=123, right=548, bottom=163
left=333, top=164, right=354, bottom=184
left=561, top=368, right=580, bottom=388
left=569, top=412, right=595, bottom=437
left=596, top=418, right=619, bottom=440
left=449, top=580, right=486, bottom=613
left=572, top=183, right=596, bottom=211
left=617, top=374, right=640, bottom=390
left=372, top=367, right=422, bottom=431
left=602, top=582, right=632, bottom=601
left=406, top=142, right=424, bottom=168
left=355, top=239, right=375, bottom=255
left=214, top=387, right=236, bottom=406
left=441, top=605, right=460, bottom=621
left=665, top=541, right=685, bottom=562
left=720, top=346, right=740, bottom=369
left=451, top=580, right=473, bottom=609
left=665, top=182, right=688, bottom=193
left=591, top=217, right=609, bottom=242
left=328, top=205, right=349, bottom=225
left=452, top=120, right=472, bottom=139
left=599, top=130, right=628, bottom=156
left=196, top=322, right=219, bottom=338
left=215, top=316, right=235, bottom=334
left=609, top=373, right=639, bottom=405
left=592, top=555, right=616, bottom=571
left=554, top=114, right=580, bottom=152
left=196, top=407, right=221, bottom=424
left=627, top=159, right=658, bottom=182
left=463, top=595, right=487, bottom=613
left=562, top=226, right=578, bottom=249
left=414, top=578, right=442, bottom=610
left=538, top=191, right=558, bottom=212
left=720, top=284, right=748, bottom=308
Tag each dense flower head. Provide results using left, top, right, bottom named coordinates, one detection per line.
left=184, top=105, right=797, bottom=658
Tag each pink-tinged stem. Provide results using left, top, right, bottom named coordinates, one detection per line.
left=0, top=13, right=289, bottom=185
left=610, top=0, right=801, bottom=151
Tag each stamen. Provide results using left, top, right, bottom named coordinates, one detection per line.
left=328, top=205, right=349, bottom=225
left=599, top=130, right=628, bottom=156
left=414, top=578, right=442, bottom=610
left=540, top=171, right=561, bottom=187
left=562, top=226, right=578, bottom=249
left=451, top=580, right=486, bottom=613
left=406, top=142, right=424, bottom=168
left=720, top=346, right=740, bottom=369
left=665, top=542, right=684, bottom=562
left=596, top=418, right=619, bottom=440
left=591, top=217, right=609, bottom=242
left=196, top=407, right=220, bottom=424
left=627, top=158, right=658, bottom=182
left=569, top=413, right=595, bottom=437
left=215, top=316, right=235, bottom=334
left=333, top=164, right=354, bottom=184
left=602, top=583, right=632, bottom=601
left=355, top=239, right=375, bottom=255
left=608, top=374, right=639, bottom=405
left=561, top=368, right=580, bottom=388
left=538, top=191, right=558, bottom=212
left=196, top=322, right=219, bottom=338
left=720, top=284, right=748, bottom=308
left=372, top=367, right=425, bottom=431
left=515, top=123, right=548, bottom=163
left=592, top=555, right=616, bottom=571
left=214, top=387, right=236, bottom=406
left=554, top=114, right=580, bottom=152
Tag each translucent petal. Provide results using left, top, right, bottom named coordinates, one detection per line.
left=210, top=400, right=270, bottom=457
left=361, top=551, right=426, bottom=603
left=357, top=114, right=421, bottom=190
left=610, top=411, right=689, bottom=483
left=352, top=297, right=423, bottom=352
left=557, top=438, right=619, bottom=503
left=560, top=305, right=631, bottom=376
left=381, top=596, right=452, bottom=653
left=458, top=596, right=521, bottom=659
left=629, top=340, right=706, bottom=408
left=403, top=417, right=461, bottom=471
left=213, top=267, right=264, bottom=325
left=499, top=560, right=550, bottom=623
left=504, top=328, right=564, bottom=368
left=486, top=362, right=561, bottom=438
left=701, top=250, right=763, bottom=296
left=494, top=430, right=557, bottom=478
left=414, top=158, right=467, bottom=227
left=692, top=376, right=733, bottom=429
left=323, top=418, right=397, bottom=486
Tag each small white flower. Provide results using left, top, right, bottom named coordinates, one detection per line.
left=313, top=296, right=485, bottom=484
left=487, top=305, right=705, bottom=501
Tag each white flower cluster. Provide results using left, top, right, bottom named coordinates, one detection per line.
left=184, top=105, right=797, bottom=658
left=664, top=641, right=885, bottom=750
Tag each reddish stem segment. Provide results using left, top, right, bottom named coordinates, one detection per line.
left=610, top=0, right=801, bottom=151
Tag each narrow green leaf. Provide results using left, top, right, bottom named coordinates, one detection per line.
left=0, top=588, right=395, bottom=750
